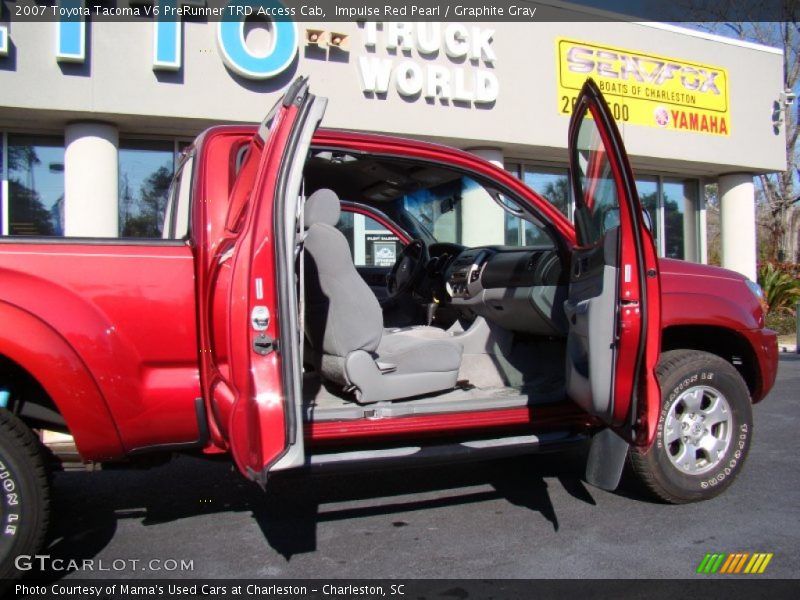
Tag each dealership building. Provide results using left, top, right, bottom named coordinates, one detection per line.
left=0, top=2, right=788, bottom=280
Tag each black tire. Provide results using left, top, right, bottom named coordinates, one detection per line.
left=0, top=409, right=50, bottom=580
left=630, top=350, right=753, bottom=504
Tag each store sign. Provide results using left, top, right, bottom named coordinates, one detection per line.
left=154, top=0, right=299, bottom=77
left=358, top=22, right=499, bottom=105
left=556, top=38, right=730, bottom=136
left=9, top=0, right=300, bottom=76
left=366, top=234, right=400, bottom=267
left=3, top=2, right=499, bottom=107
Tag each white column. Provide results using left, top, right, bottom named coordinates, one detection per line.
left=463, top=147, right=505, bottom=247
left=354, top=213, right=366, bottom=265
left=699, top=181, right=708, bottom=264
left=719, top=173, right=756, bottom=281
left=64, top=122, right=119, bottom=237
left=1, top=132, right=8, bottom=236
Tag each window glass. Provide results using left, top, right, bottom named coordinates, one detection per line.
left=336, top=212, right=402, bottom=267
left=118, top=140, right=174, bottom=237
left=162, top=153, right=194, bottom=240
left=572, top=116, right=619, bottom=247
left=663, top=178, right=699, bottom=261
left=636, top=176, right=660, bottom=246
left=523, top=166, right=570, bottom=217
left=401, top=176, right=550, bottom=248
left=6, top=135, right=65, bottom=236
left=226, top=99, right=281, bottom=233
left=504, top=214, right=552, bottom=246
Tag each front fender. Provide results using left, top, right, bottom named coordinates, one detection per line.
left=662, top=290, right=762, bottom=331
left=0, top=301, right=124, bottom=460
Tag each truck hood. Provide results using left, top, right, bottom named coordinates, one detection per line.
left=658, top=257, right=748, bottom=285
left=657, top=257, right=764, bottom=331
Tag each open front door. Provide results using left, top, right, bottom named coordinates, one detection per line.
left=564, top=79, right=661, bottom=447
left=199, top=78, right=326, bottom=484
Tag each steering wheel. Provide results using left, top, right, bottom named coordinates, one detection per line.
left=386, top=239, right=428, bottom=298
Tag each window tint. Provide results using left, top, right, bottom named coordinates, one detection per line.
left=663, top=178, right=699, bottom=261
left=572, top=116, right=620, bottom=247
left=118, top=140, right=174, bottom=237
left=6, top=135, right=65, bottom=236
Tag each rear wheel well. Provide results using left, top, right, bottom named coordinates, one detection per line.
left=660, top=326, right=759, bottom=399
left=0, top=354, right=66, bottom=432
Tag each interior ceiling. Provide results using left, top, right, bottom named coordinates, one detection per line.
left=303, top=152, right=462, bottom=204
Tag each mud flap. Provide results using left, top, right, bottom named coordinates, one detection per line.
left=585, top=427, right=629, bottom=491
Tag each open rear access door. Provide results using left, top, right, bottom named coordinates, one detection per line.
left=564, top=79, right=661, bottom=448
left=200, top=77, right=326, bottom=485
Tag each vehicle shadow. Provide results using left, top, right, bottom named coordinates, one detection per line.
left=33, top=445, right=598, bottom=579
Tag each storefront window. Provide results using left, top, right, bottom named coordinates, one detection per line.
left=522, top=166, right=571, bottom=217
left=118, top=140, right=174, bottom=237
left=636, top=176, right=660, bottom=248
left=505, top=164, right=570, bottom=245
left=508, top=163, right=701, bottom=263
left=663, top=178, right=699, bottom=261
left=5, top=135, right=65, bottom=236
left=504, top=213, right=553, bottom=246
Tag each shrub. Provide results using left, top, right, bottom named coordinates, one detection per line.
left=765, top=312, right=797, bottom=336
left=757, top=262, right=800, bottom=315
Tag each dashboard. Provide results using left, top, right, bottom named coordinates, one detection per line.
left=432, top=244, right=569, bottom=336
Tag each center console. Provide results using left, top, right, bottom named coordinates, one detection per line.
left=446, top=250, right=489, bottom=299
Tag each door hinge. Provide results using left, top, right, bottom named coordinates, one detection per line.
left=253, top=334, right=277, bottom=356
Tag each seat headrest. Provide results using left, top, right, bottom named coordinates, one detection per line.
left=304, top=188, right=341, bottom=228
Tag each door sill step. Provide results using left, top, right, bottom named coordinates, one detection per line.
left=305, top=431, right=585, bottom=471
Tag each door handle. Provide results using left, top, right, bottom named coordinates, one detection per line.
left=573, top=257, right=589, bottom=278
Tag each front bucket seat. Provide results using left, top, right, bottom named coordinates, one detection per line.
left=303, top=189, right=463, bottom=403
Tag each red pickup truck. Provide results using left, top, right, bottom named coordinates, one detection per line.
left=0, top=79, right=778, bottom=577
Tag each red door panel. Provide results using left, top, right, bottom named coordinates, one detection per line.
left=197, top=78, right=313, bottom=478
left=566, top=79, right=661, bottom=446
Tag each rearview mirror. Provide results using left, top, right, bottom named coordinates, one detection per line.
left=439, top=197, right=457, bottom=214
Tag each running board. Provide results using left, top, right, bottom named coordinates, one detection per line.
left=305, top=431, right=585, bottom=471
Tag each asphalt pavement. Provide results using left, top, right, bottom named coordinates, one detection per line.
left=37, top=353, right=800, bottom=580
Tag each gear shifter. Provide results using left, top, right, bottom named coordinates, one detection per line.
left=426, top=301, right=438, bottom=326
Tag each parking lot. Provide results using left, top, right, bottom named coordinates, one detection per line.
left=38, top=354, right=799, bottom=580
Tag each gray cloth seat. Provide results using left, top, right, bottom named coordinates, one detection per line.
left=303, top=188, right=463, bottom=404
left=383, top=325, right=453, bottom=340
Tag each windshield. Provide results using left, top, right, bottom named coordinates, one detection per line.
left=303, top=152, right=554, bottom=249
left=396, top=175, right=552, bottom=248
